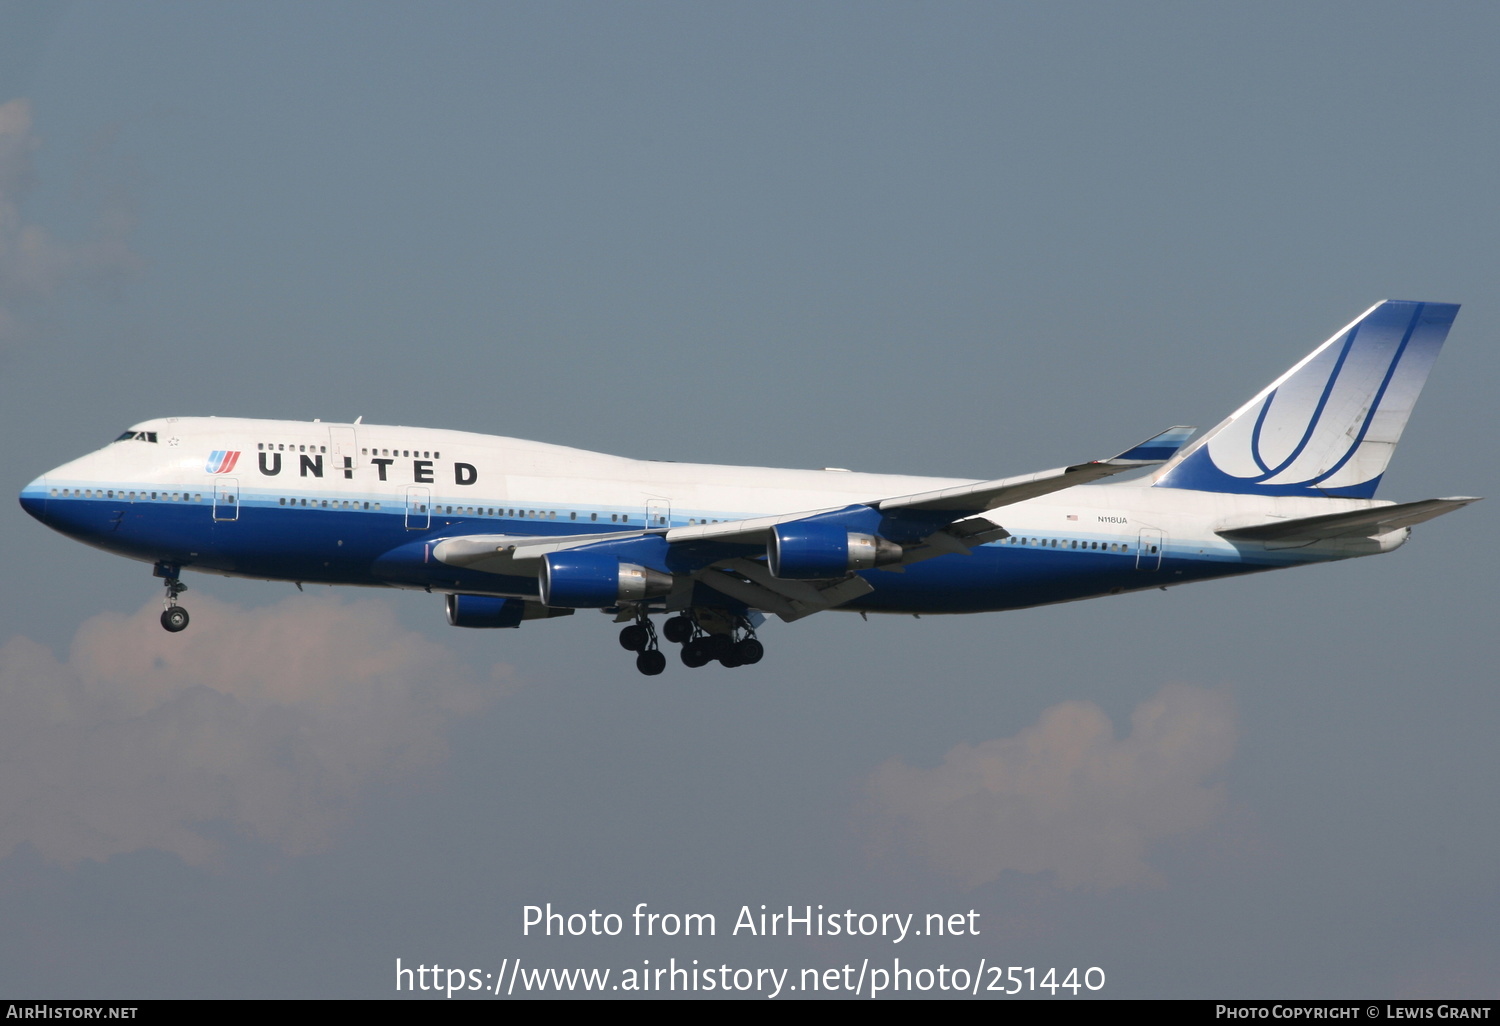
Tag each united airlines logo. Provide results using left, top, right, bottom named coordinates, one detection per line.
left=1156, top=301, right=1455, bottom=500
left=205, top=451, right=241, bottom=474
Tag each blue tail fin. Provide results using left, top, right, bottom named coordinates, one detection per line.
left=1153, top=300, right=1459, bottom=499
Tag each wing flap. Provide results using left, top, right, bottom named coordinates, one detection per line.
left=695, top=558, right=875, bottom=622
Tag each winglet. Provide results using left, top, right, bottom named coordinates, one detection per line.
left=1100, top=426, right=1197, bottom=467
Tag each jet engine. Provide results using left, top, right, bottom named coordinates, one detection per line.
left=540, top=552, right=674, bottom=608
left=767, top=522, right=902, bottom=579
left=445, top=594, right=573, bottom=628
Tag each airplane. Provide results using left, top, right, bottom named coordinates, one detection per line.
left=19, top=300, right=1478, bottom=675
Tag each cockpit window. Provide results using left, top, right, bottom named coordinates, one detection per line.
left=113, top=431, right=159, bottom=443
left=115, top=431, right=135, bottom=441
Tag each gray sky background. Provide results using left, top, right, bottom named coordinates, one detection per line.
left=1, top=1, right=1496, bottom=999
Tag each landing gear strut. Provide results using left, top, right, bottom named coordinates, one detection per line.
left=619, top=616, right=666, bottom=676
left=155, top=562, right=189, bottom=633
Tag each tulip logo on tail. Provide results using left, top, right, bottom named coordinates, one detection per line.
left=1154, top=301, right=1459, bottom=500
left=205, top=451, right=241, bottom=474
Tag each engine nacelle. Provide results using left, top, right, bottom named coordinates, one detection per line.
left=445, top=594, right=574, bottom=628
left=539, top=552, right=674, bottom=608
left=767, top=522, right=903, bottom=579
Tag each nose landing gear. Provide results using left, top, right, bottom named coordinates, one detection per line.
left=155, top=562, right=189, bottom=633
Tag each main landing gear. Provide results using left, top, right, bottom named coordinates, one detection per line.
left=155, top=562, right=190, bottom=633
left=618, top=610, right=765, bottom=675
left=618, top=616, right=666, bottom=676
left=668, top=612, right=763, bottom=670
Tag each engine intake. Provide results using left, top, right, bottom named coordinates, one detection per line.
left=768, top=522, right=903, bottom=579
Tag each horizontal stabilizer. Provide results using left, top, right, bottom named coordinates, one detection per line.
left=1217, top=496, right=1480, bottom=543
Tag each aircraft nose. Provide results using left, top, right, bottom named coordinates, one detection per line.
left=18, top=475, right=49, bottom=523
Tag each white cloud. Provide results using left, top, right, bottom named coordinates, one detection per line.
left=0, top=594, right=495, bottom=866
left=0, top=98, right=140, bottom=344
left=865, top=685, right=1235, bottom=890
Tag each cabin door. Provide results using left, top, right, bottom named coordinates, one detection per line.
left=645, top=498, right=672, bottom=530
left=328, top=425, right=359, bottom=478
left=213, top=478, right=240, bottom=521
left=405, top=486, right=431, bottom=530
left=1135, top=527, right=1164, bottom=570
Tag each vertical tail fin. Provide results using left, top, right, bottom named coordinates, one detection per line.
left=1153, top=300, right=1459, bottom=498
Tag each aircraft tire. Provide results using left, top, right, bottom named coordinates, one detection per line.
left=735, top=638, right=763, bottom=664
left=619, top=624, right=649, bottom=651
left=161, top=607, right=190, bottom=633
left=680, top=640, right=711, bottom=668
left=663, top=615, right=694, bottom=644
left=636, top=649, right=666, bottom=676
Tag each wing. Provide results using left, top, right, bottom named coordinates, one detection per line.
left=430, top=426, right=1196, bottom=621
left=666, top=425, right=1197, bottom=546
left=878, top=425, right=1196, bottom=514
left=433, top=530, right=650, bottom=574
